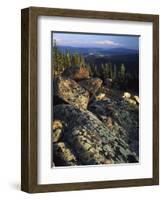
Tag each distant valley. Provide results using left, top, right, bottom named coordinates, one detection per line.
left=56, top=46, right=139, bottom=74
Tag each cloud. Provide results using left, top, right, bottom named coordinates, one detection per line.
left=94, top=40, right=121, bottom=46
left=56, top=40, right=87, bottom=45
left=53, top=36, right=122, bottom=47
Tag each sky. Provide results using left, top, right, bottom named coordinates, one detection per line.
left=52, top=32, right=139, bottom=50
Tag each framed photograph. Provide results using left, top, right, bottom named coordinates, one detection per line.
left=21, top=7, right=159, bottom=193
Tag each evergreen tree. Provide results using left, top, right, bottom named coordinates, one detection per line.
left=101, top=63, right=105, bottom=78
left=119, top=63, right=126, bottom=80
left=94, top=65, right=100, bottom=77
left=86, top=63, right=93, bottom=76
left=74, top=53, right=79, bottom=66
left=109, top=63, right=113, bottom=79
left=52, top=40, right=59, bottom=75
left=103, top=63, right=109, bottom=78
left=79, top=54, right=85, bottom=66
left=113, top=64, right=117, bottom=80
left=66, top=52, right=71, bottom=67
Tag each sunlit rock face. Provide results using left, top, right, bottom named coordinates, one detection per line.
left=62, top=66, right=90, bottom=81
left=53, top=76, right=89, bottom=110
left=78, top=78, right=103, bottom=98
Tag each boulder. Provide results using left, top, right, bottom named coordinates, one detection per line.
left=122, top=92, right=131, bottom=99
left=78, top=78, right=103, bottom=96
left=53, top=76, right=89, bottom=109
left=125, top=98, right=137, bottom=105
left=62, top=66, right=89, bottom=81
left=52, top=120, right=63, bottom=143
left=53, top=104, right=138, bottom=166
left=88, top=98, right=139, bottom=156
left=134, top=95, right=140, bottom=104
left=53, top=142, right=77, bottom=166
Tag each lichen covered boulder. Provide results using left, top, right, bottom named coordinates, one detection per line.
left=53, top=104, right=138, bottom=165
left=78, top=78, right=103, bottom=97
left=53, top=142, right=77, bottom=166
left=88, top=98, right=139, bottom=156
left=53, top=76, right=89, bottom=109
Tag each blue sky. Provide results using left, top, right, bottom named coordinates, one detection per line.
left=52, top=32, right=139, bottom=50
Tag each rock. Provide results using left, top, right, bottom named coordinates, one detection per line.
left=106, top=117, right=113, bottom=128
left=53, top=104, right=138, bottom=166
left=62, top=66, right=89, bottom=81
left=125, top=98, right=137, bottom=105
left=53, top=129, right=62, bottom=143
left=88, top=99, right=139, bottom=156
left=53, top=142, right=77, bottom=166
left=53, top=120, right=62, bottom=129
left=123, top=92, right=131, bottom=99
left=95, top=93, right=106, bottom=101
left=104, top=78, right=112, bottom=88
left=52, top=120, right=63, bottom=142
left=78, top=78, right=103, bottom=96
left=122, top=92, right=137, bottom=105
left=53, top=76, right=89, bottom=109
left=134, top=95, right=140, bottom=104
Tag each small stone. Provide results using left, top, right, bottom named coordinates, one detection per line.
left=106, top=117, right=113, bottom=128
left=104, top=160, right=113, bottom=164
left=53, top=129, right=62, bottom=143
left=134, top=95, right=140, bottom=104
left=83, top=142, right=92, bottom=150
left=125, top=98, right=137, bottom=105
left=95, top=93, right=106, bottom=101
left=53, top=120, right=62, bottom=130
left=122, top=92, right=131, bottom=99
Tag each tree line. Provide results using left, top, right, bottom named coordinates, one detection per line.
left=52, top=42, right=138, bottom=92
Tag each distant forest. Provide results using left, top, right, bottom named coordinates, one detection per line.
left=52, top=41, right=139, bottom=93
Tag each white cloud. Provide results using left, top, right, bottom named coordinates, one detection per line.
left=56, top=40, right=88, bottom=45
left=94, top=40, right=121, bottom=46
left=53, top=38, right=122, bottom=47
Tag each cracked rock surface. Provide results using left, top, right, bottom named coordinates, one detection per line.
left=53, top=104, right=138, bottom=166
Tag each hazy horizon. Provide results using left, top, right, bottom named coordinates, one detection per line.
left=52, top=32, right=139, bottom=50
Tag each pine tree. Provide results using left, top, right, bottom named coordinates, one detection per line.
left=113, top=64, right=117, bottom=80
left=79, top=54, right=85, bottom=66
left=119, top=63, right=126, bottom=80
left=52, top=39, right=59, bottom=75
left=66, top=52, right=71, bottom=67
left=94, top=65, right=100, bottom=77
left=86, top=63, right=93, bottom=76
left=74, top=53, right=79, bottom=66
left=71, top=54, right=76, bottom=66
left=104, top=63, right=110, bottom=78
left=101, top=63, right=105, bottom=78
left=109, top=63, right=113, bottom=79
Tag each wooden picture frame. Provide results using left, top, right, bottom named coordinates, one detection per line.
left=21, top=7, right=159, bottom=193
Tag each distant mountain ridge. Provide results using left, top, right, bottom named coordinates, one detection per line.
left=56, top=46, right=139, bottom=56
